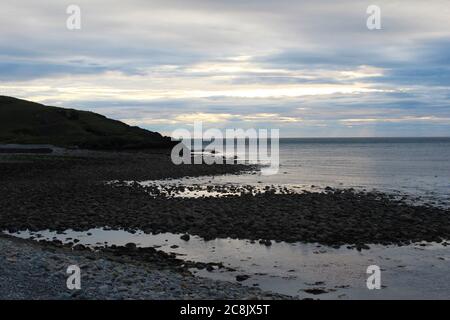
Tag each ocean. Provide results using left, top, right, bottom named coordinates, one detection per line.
left=188, top=137, right=450, bottom=206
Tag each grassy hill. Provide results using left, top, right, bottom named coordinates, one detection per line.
left=0, top=96, right=175, bottom=150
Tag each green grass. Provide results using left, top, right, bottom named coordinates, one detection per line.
left=0, top=96, right=174, bottom=150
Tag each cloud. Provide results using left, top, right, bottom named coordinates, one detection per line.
left=123, top=112, right=301, bottom=126
left=0, top=0, right=449, bottom=136
left=340, top=116, right=450, bottom=125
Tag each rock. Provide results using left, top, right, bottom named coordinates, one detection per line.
left=195, top=262, right=206, bottom=270
left=259, top=239, right=272, bottom=246
left=303, top=288, right=328, bottom=295
left=73, top=244, right=86, bottom=251
left=236, top=275, right=250, bottom=282
left=356, top=244, right=370, bottom=251
left=180, top=234, right=190, bottom=241
left=125, top=243, right=137, bottom=250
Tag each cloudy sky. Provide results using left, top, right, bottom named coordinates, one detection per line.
left=1, top=0, right=450, bottom=137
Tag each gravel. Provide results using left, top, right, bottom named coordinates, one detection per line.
left=0, top=235, right=289, bottom=300
left=1, top=152, right=449, bottom=247
left=1, top=151, right=449, bottom=299
left=2, top=180, right=449, bottom=246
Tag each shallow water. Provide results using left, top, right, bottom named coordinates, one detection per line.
left=7, top=229, right=450, bottom=299
left=181, top=138, right=450, bottom=207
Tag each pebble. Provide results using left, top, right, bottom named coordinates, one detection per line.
left=0, top=237, right=290, bottom=299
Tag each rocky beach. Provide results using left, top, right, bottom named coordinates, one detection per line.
left=0, top=234, right=289, bottom=299
left=1, top=150, right=450, bottom=299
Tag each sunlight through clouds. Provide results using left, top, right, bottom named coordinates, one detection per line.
left=1, top=0, right=449, bottom=136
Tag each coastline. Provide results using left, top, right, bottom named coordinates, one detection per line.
left=0, top=234, right=288, bottom=299
left=0, top=150, right=282, bottom=299
left=1, top=150, right=449, bottom=299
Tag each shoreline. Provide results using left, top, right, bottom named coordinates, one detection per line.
left=0, top=151, right=282, bottom=299
left=0, top=234, right=289, bottom=300
left=2, top=150, right=450, bottom=246
left=1, top=151, right=449, bottom=299
left=2, top=179, right=449, bottom=247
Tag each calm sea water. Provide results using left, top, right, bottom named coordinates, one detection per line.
left=189, top=137, right=450, bottom=206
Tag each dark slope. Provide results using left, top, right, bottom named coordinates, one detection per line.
left=0, top=96, right=174, bottom=149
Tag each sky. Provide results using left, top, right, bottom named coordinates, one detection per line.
left=1, top=0, right=450, bottom=137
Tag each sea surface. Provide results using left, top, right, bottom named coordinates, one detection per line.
left=185, top=137, right=450, bottom=206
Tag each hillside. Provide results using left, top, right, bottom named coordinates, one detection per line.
left=0, top=96, right=175, bottom=150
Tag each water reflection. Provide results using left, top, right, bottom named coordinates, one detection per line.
left=6, top=228, right=450, bottom=299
